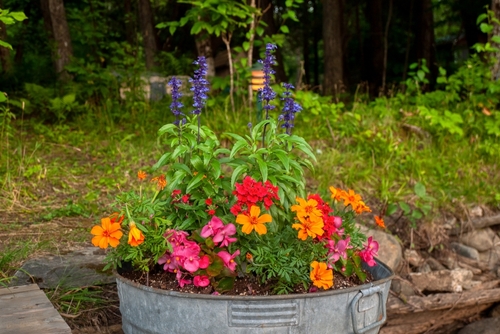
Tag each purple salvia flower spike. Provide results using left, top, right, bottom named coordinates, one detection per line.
left=168, top=77, right=184, bottom=127
left=189, top=56, right=210, bottom=116
left=280, top=82, right=302, bottom=135
left=258, top=43, right=278, bottom=119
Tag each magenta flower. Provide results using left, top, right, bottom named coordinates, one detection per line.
left=176, top=270, right=192, bottom=287
left=359, top=236, right=379, bottom=267
left=212, top=223, right=237, bottom=247
left=193, top=275, right=210, bottom=287
left=198, top=254, right=210, bottom=269
left=158, top=252, right=178, bottom=272
left=218, top=250, right=240, bottom=271
left=327, top=237, right=350, bottom=263
left=165, top=229, right=189, bottom=248
left=200, top=216, right=224, bottom=238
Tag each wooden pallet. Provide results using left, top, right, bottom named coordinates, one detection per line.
left=0, top=284, right=71, bottom=334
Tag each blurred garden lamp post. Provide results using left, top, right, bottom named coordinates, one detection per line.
left=250, top=63, right=264, bottom=122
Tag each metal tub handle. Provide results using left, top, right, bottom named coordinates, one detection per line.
left=350, top=285, right=386, bottom=334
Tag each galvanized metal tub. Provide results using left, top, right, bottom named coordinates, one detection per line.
left=116, top=259, right=394, bottom=334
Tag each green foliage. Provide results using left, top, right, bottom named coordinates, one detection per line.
left=0, top=8, right=27, bottom=51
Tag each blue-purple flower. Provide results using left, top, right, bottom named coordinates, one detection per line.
left=189, top=56, right=210, bottom=116
left=258, top=44, right=278, bottom=118
left=168, top=76, right=185, bottom=126
left=279, top=83, right=302, bottom=134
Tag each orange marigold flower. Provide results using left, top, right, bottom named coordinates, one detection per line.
left=235, top=205, right=272, bottom=235
left=246, top=253, right=253, bottom=262
left=375, top=215, right=386, bottom=228
left=91, top=217, right=123, bottom=249
left=151, top=174, right=167, bottom=190
left=291, top=197, right=323, bottom=224
left=109, top=212, right=124, bottom=224
left=137, top=170, right=147, bottom=181
left=128, top=222, right=145, bottom=247
left=342, top=189, right=362, bottom=208
left=292, top=217, right=324, bottom=240
left=310, top=261, right=333, bottom=289
left=353, top=200, right=372, bottom=214
left=329, top=186, right=346, bottom=202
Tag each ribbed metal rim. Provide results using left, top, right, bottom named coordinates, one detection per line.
left=115, top=258, right=394, bottom=301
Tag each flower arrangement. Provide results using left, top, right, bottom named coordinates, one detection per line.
left=91, top=44, right=382, bottom=295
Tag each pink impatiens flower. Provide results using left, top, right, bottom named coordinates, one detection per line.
left=212, top=223, right=237, bottom=247
left=193, top=275, right=210, bottom=287
left=218, top=250, right=240, bottom=271
left=326, top=237, right=350, bottom=263
left=200, top=216, right=224, bottom=238
left=158, top=252, right=178, bottom=272
left=359, top=236, right=379, bottom=267
left=176, top=270, right=192, bottom=287
left=198, top=254, right=210, bottom=269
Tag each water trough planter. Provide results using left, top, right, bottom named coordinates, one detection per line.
left=116, top=259, right=394, bottom=334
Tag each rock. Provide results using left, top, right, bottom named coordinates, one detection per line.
left=11, top=247, right=115, bottom=289
left=405, top=249, right=424, bottom=267
left=450, top=242, right=480, bottom=261
left=458, top=317, right=500, bottom=334
left=391, top=277, right=417, bottom=298
left=491, top=304, right=500, bottom=317
left=470, top=206, right=484, bottom=218
left=460, top=228, right=496, bottom=252
left=409, top=268, right=473, bottom=293
left=426, top=257, right=447, bottom=271
left=416, top=262, right=432, bottom=273
left=497, top=267, right=500, bottom=278
left=479, top=247, right=500, bottom=270
left=358, top=225, right=403, bottom=272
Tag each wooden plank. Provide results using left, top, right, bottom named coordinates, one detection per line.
left=0, top=284, right=71, bottom=334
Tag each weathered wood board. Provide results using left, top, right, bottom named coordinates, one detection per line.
left=0, top=284, right=71, bottom=334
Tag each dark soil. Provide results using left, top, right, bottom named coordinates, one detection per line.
left=119, top=268, right=374, bottom=296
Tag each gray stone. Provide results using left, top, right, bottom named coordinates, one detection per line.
left=458, top=317, right=500, bottom=334
left=11, top=247, right=115, bottom=289
left=470, top=206, right=484, bottom=218
left=391, top=277, right=417, bottom=297
left=450, top=242, right=480, bottom=261
left=460, top=228, right=496, bottom=252
left=416, top=262, right=432, bottom=273
left=358, top=225, right=403, bottom=272
left=404, top=249, right=424, bottom=267
left=479, top=247, right=500, bottom=270
left=409, top=268, right=473, bottom=293
left=426, top=257, right=447, bottom=271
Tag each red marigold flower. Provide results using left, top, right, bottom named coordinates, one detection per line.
left=205, top=198, right=213, bottom=206
left=181, top=194, right=190, bottom=203
left=207, top=209, right=216, bottom=216
left=172, top=189, right=181, bottom=197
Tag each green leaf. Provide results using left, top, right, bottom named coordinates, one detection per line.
left=480, top=22, right=493, bottom=34
left=186, top=172, right=205, bottom=193
left=414, top=182, right=426, bottom=198
left=206, top=256, right=224, bottom=276
left=215, top=277, right=235, bottom=293
left=477, top=13, right=488, bottom=25
left=411, top=210, right=423, bottom=220
left=386, top=203, right=398, bottom=216
left=10, top=12, right=27, bottom=21
left=243, top=41, right=250, bottom=51
left=0, top=40, right=12, bottom=50
left=417, top=70, right=425, bottom=81
left=0, top=92, right=6, bottom=102
left=280, top=25, right=289, bottom=34
left=152, top=152, right=172, bottom=170
left=190, top=155, right=204, bottom=171
left=399, top=202, right=411, bottom=214
left=231, top=164, right=248, bottom=187
left=230, top=139, right=248, bottom=158
left=256, top=157, right=268, bottom=181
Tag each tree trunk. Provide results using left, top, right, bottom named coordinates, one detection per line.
left=366, top=0, right=384, bottom=96
left=402, top=0, right=415, bottom=82
left=313, top=0, right=320, bottom=88
left=40, top=0, right=73, bottom=81
left=222, top=33, right=235, bottom=113
left=194, top=34, right=215, bottom=77
left=382, top=0, right=394, bottom=92
left=124, top=0, right=136, bottom=47
left=323, top=0, right=344, bottom=96
left=247, top=0, right=256, bottom=108
left=302, top=0, right=310, bottom=86
left=138, top=0, right=158, bottom=70
left=0, top=6, right=10, bottom=73
left=260, top=0, right=287, bottom=83
left=415, top=0, right=436, bottom=89
left=491, top=0, right=500, bottom=79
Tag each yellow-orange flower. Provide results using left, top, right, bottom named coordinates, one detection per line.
left=128, top=222, right=145, bottom=247
left=329, top=186, right=346, bottom=202
left=375, top=215, right=386, bottom=228
left=137, top=170, right=147, bottom=181
left=353, top=200, right=371, bottom=214
left=342, top=189, right=362, bottom=208
left=91, top=217, right=123, bottom=249
left=151, top=174, right=167, bottom=190
left=310, top=261, right=333, bottom=289
left=291, top=197, right=323, bottom=224
left=236, top=205, right=272, bottom=235
left=292, top=217, right=324, bottom=240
